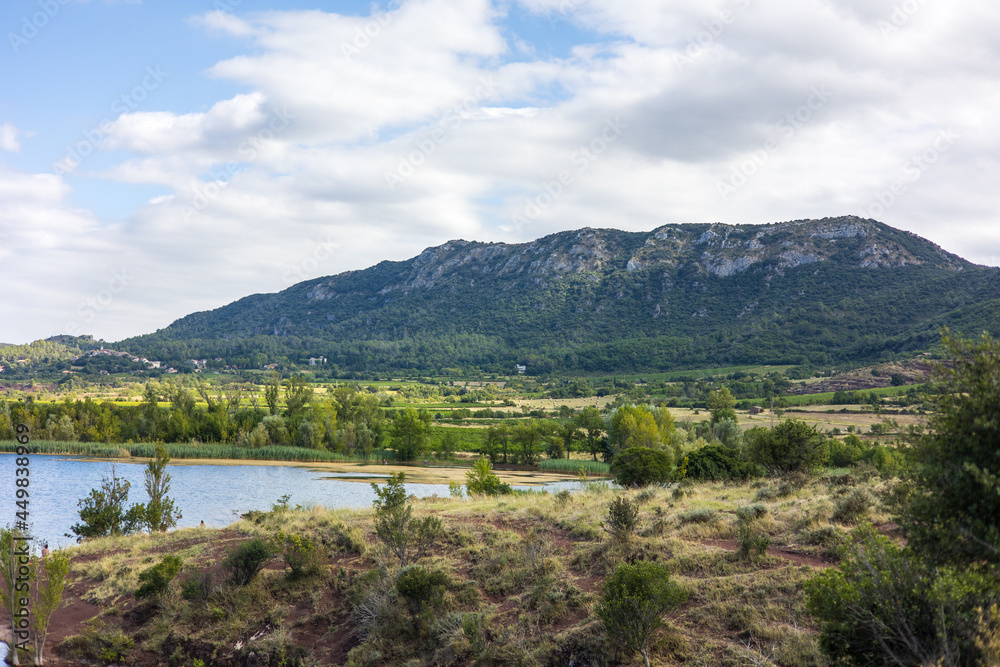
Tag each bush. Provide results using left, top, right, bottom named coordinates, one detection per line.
left=806, top=523, right=993, bottom=666
left=831, top=488, right=873, bottom=525
left=59, top=621, right=135, bottom=664
left=330, top=523, right=367, bottom=554
left=134, top=555, right=182, bottom=600
left=800, top=525, right=841, bottom=547
left=180, top=571, right=214, bottom=603
left=735, top=503, right=769, bottom=523
left=224, top=538, right=274, bottom=586
left=465, top=456, right=512, bottom=496
left=829, top=434, right=866, bottom=467
left=597, top=561, right=688, bottom=667
left=781, top=470, right=810, bottom=491
left=372, top=472, right=443, bottom=566
left=275, top=531, right=322, bottom=580
left=70, top=467, right=147, bottom=540
left=899, top=331, right=1000, bottom=568
left=685, top=444, right=759, bottom=482
left=611, top=447, right=673, bottom=487
left=396, top=565, right=449, bottom=625
left=603, top=496, right=640, bottom=542
left=678, top=508, right=717, bottom=525
left=735, top=521, right=770, bottom=560
left=744, top=420, right=829, bottom=475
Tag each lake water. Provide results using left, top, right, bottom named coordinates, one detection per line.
left=0, top=454, right=580, bottom=549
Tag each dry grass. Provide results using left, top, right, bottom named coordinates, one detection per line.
left=57, top=471, right=899, bottom=665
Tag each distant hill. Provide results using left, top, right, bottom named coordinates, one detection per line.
left=117, top=216, right=1000, bottom=374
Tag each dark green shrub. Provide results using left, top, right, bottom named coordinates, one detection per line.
left=70, top=469, right=147, bottom=540
left=603, top=496, right=640, bottom=542
left=806, top=524, right=993, bottom=666
left=597, top=560, right=688, bottom=667
left=829, top=434, right=866, bottom=467
left=897, top=331, right=1000, bottom=563
left=685, top=444, right=759, bottom=481
left=396, top=565, right=449, bottom=620
left=744, top=420, right=830, bottom=475
left=831, top=488, right=873, bottom=525
left=224, top=538, right=274, bottom=586
left=180, top=571, right=214, bottom=603
left=134, top=555, right=182, bottom=600
left=611, top=447, right=673, bottom=487
left=735, top=521, right=770, bottom=560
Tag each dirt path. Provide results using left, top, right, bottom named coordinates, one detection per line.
left=699, top=539, right=830, bottom=568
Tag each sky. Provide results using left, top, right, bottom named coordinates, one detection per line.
left=1, top=0, right=998, bottom=345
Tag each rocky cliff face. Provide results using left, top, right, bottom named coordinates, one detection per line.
left=306, top=216, right=964, bottom=302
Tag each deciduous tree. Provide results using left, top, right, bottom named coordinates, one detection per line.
left=144, top=444, right=181, bottom=533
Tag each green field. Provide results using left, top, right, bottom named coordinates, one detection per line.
left=781, top=383, right=923, bottom=406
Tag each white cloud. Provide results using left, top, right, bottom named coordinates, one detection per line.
left=3, top=0, right=1000, bottom=343
left=0, top=124, right=21, bottom=152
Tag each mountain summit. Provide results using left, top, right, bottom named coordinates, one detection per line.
left=122, top=217, right=997, bottom=373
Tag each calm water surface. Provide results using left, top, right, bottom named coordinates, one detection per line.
left=0, top=454, right=579, bottom=549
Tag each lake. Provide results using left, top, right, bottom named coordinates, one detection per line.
left=0, top=454, right=580, bottom=549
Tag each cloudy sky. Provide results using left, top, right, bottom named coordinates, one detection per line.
left=1, top=0, right=997, bottom=344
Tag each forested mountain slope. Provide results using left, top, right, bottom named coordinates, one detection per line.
left=118, top=216, right=1000, bottom=373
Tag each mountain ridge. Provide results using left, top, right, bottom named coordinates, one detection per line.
left=116, top=216, right=999, bottom=373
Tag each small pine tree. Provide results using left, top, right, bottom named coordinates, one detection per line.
left=597, top=561, right=687, bottom=667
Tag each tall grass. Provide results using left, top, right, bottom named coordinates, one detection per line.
left=0, top=440, right=392, bottom=464
left=538, top=458, right=610, bottom=474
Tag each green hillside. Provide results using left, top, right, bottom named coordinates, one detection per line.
left=113, top=216, right=1000, bottom=374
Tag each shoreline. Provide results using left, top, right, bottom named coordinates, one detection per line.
left=6, top=451, right=586, bottom=486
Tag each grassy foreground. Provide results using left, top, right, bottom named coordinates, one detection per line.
left=44, top=472, right=893, bottom=666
